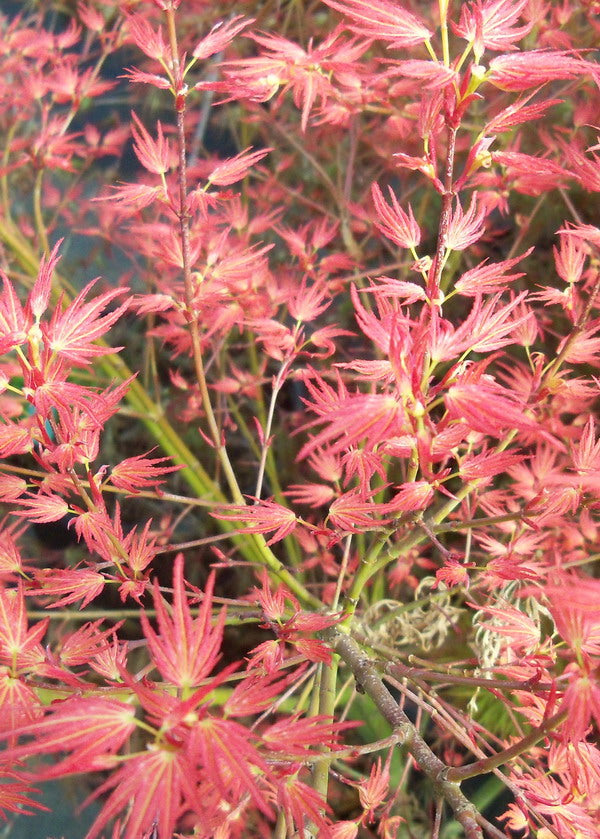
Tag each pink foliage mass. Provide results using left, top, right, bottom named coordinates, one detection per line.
left=0, top=1, right=599, bottom=837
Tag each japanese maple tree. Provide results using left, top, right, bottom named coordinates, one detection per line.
left=0, top=0, right=599, bottom=838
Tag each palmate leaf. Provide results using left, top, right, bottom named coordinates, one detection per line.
left=187, top=716, right=271, bottom=816
left=261, top=714, right=355, bottom=755
left=191, top=14, right=253, bottom=61
left=0, top=584, right=47, bottom=671
left=454, top=0, right=532, bottom=54
left=488, top=50, right=592, bottom=91
left=28, top=567, right=106, bottom=609
left=0, top=671, right=43, bottom=735
left=140, top=554, right=226, bottom=688
left=454, top=249, right=532, bottom=296
left=83, top=747, right=202, bottom=839
left=44, top=280, right=130, bottom=364
left=109, top=451, right=181, bottom=494
left=445, top=375, right=538, bottom=435
left=211, top=498, right=298, bottom=544
left=371, top=182, right=421, bottom=249
left=13, top=492, right=71, bottom=523
left=130, top=112, right=172, bottom=175
left=0, top=696, right=136, bottom=778
left=323, top=0, right=432, bottom=47
left=0, top=772, right=48, bottom=819
left=298, top=388, right=404, bottom=459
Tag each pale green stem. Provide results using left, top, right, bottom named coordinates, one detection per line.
left=310, top=656, right=338, bottom=811
left=254, top=359, right=290, bottom=499
left=1, top=121, right=17, bottom=219
left=33, top=168, right=49, bottom=253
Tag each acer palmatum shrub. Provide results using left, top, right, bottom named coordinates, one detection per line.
left=0, top=1, right=599, bottom=837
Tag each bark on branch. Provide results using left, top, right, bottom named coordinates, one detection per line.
left=327, top=629, right=484, bottom=839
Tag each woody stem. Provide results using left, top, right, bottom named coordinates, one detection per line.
left=326, top=629, right=484, bottom=839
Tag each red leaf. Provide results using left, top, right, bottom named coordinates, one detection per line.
left=130, top=112, right=172, bottom=175
left=371, top=182, right=421, bottom=249
left=109, top=451, right=180, bottom=494
left=0, top=696, right=136, bottom=778
left=323, top=0, right=432, bottom=47
left=262, top=714, right=356, bottom=754
left=0, top=584, right=47, bottom=671
left=0, top=774, right=47, bottom=819
left=211, top=499, right=298, bottom=544
left=207, top=146, right=272, bottom=186
left=140, top=554, right=225, bottom=688
left=488, top=50, right=592, bottom=91
left=45, top=281, right=129, bottom=364
left=192, top=15, right=253, bottom=61
left=13, top=492, right=70, bottom=523
left=84, top=747, right=202, bottom=839
left=30, top=567, right=105, bottom=609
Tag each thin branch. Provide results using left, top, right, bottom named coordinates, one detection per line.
left=389, top=660, right=556, bottom=694
left=445, top=709, right=568, bottom=782
left=325, top=629, right=484, bottom=839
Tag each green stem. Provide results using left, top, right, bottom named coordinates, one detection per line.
left=310, top=656, right=339, bottom=812
left=33, top=168, right=49, bottom=253
left=1, top=121, right=18, bottom=220
left=341, top=529, right=390, bottom=625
